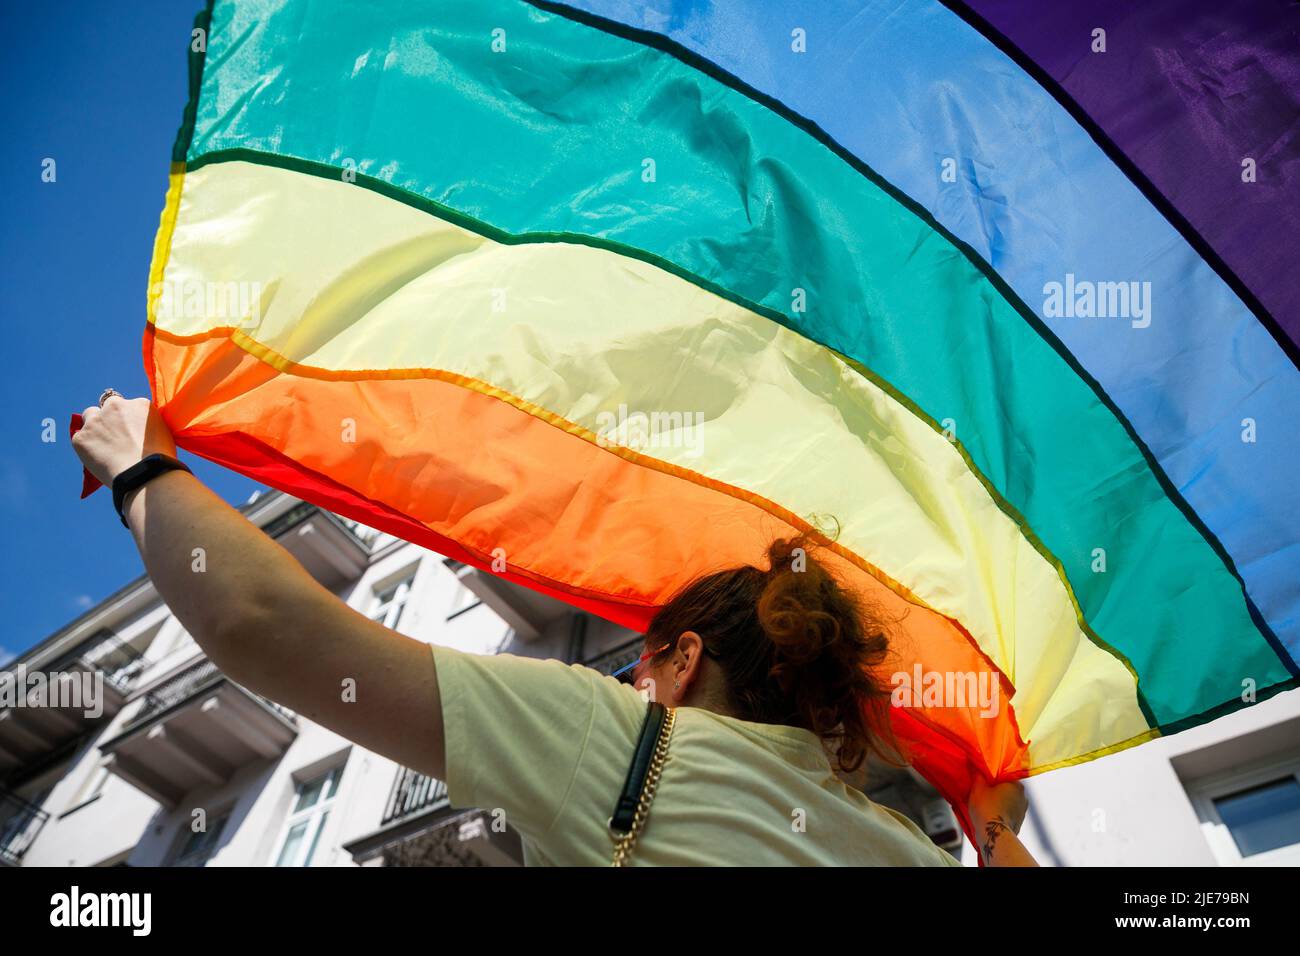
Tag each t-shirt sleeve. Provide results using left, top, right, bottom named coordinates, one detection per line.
left=431, top=643, right=601, bottom=841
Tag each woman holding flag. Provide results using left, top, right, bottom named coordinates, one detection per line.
left=71, top=393, right=1036, bottom=866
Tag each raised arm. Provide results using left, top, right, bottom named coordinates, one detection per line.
left=966, top=776, right=1039, bottom=867
left=72, top=396, right=446, bottom=779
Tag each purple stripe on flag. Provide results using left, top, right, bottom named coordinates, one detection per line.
left=961, top=0, right=1300, bottom=346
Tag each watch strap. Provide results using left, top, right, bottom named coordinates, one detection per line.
left=112, top=454, right=192, bottom=528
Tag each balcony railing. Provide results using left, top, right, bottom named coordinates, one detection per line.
left=0, top=787, right=50, bottom=866
left=123, top=658, right=294, bottom=732
left=382, top=767, right=449, bottom=826
left=32, top=629, right=145, bottom=695
left=580, top=637, right=643, bottom=678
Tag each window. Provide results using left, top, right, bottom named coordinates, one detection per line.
left=1213, top=778, right=1300, bottom=857
left=1189, top=757, right=1300, bottom=866
left=369, top=572, right=415, bottom=629
left=273, top=766, right=342, bottom=867
left=64, top=758, right=112, bottom=814
left=170, top=810, right=230, bottom=867
left=446, top=583, right=482, bottom=621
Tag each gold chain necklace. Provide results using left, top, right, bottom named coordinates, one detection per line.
left=611, top=707, right=676, bottom=867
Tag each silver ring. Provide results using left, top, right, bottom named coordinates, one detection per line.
left=98, top=388, right=121, bottom=407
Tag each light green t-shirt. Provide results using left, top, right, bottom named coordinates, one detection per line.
left=433, top=644, right=963, bottom=866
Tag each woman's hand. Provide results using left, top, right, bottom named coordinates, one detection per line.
left=72, top=396, right=177, bottom=486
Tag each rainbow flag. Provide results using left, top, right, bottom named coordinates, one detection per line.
left=146, top=0, right=1299, bottom=841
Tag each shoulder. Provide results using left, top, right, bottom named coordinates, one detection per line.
left=873, top=801, right=966, bottom=866
left=431, top=644, right=649, bottom=846
left=434, top=644, right=600, bottom=695
left=432, top=643, right=647, bottom=747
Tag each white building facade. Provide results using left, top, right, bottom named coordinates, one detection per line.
left=3, top=491, right=626, bottom=867
left=2, top=490, right=1296, bottom=867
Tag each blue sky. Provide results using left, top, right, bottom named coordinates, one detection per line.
left=0, top=2, right=260, bottom=662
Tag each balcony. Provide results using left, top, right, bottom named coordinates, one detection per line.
left=0, top=630, right=145, bottom=784
left=446, top=561, right=570, bottom=642
left=262, top=501, right=372, bottom=591
left=0, top=787, right=49, bottom=866
left=97, top=658, right=297, bottom=808
left=580, top=636, right=643, bottom=677
left=344, top=766, right=522, bottom=867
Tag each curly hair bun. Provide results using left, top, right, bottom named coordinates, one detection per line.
left=646, top=533, right=899, bottom=773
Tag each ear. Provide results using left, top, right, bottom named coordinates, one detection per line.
left=672, top=630, right=707, bottom=700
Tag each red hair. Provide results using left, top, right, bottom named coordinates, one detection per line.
left=644, top=534, right=900, bottom=773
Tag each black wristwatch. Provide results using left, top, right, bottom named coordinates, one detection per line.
left=112, top=454, right=192, bottom=528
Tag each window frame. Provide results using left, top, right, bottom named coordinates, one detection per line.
left=368, top=567, right=418, bottom=630
left=169, top=807, right=232, bottom=867
left=445, top=582, right=483, bottom=622
left=61, top=757, right=113, bottom=817
left=271, top=765, right=344, bottom=868
left=1187, top=754, right=1300, bottom=866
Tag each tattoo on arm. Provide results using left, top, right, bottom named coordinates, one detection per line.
left=980, top=815, right=1014, bottom=864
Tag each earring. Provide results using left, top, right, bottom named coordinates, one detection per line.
left=674, top=681, right=680, bottom=690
